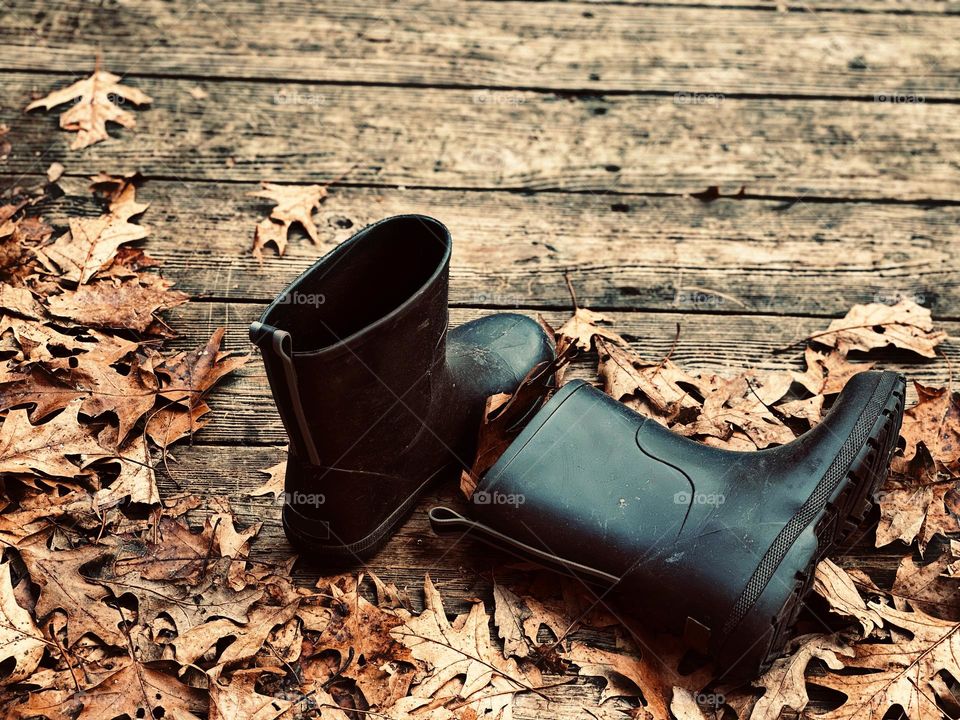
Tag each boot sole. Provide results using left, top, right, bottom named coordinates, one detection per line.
left=749, top=372, right=906, bottom=676
left=283, top=461, right=458, bottom=562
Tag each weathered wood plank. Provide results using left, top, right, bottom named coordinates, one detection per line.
left=36, top=181, right=960, bottom=317
left=4, top=74, right=958, bottom=200
left=156, top=302, right=958, bottom=445
left=2, top=0, right=958, bottom=97
left=530, top=0, right=959, bottom=10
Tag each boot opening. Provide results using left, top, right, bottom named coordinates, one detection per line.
left=263, top=215, right=451, bottom=351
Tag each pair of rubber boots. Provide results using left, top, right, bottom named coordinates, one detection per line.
left=251, top=215, right=906, bottom=680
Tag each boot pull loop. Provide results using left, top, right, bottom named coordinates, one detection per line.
left=250, top=321, right=322, bottom=466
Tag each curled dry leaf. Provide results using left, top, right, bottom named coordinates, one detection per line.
left=0, top=560, right=45, bottom=684
left=250, top=458, right=286, bottom=498
left=391, top=575, right=540, bottom=717
left=896, top=380, right=960, bottom=474
left=813, top=559, right=884, bottom=636
left=818, top=299, right=947, bottom=359
left=35, top=177, right=149, bottom=284
left=558, top=306, right=626, bottom=351
left=814, top=601, right=960, bottom=720
left=0, top=401, right=108, bottom=478
left=25, top=68, right=152, bottom=150
left=875, top=443, right=959, bottom=549
left=45, top=274, right=189, bottom=333
left=249, top=182, right=328, bottom=259
left=750, top=634, right=849, bottom=720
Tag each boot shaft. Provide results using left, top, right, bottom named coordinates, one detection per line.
left=251, top=215, right=452, bottom=467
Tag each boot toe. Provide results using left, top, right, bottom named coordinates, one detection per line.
left=451, top=313, right=555, bottom=390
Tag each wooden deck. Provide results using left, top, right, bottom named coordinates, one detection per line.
left=2, top=0, right=959, bottom=715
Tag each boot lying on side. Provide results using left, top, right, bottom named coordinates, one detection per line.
left=432, top=370, right=906, bottom=679
left=251, top=215, right=554, bottom=560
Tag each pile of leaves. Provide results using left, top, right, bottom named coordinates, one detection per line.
left=9, top=67, right=960, bottom=720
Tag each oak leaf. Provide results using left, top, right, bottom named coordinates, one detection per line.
left=209, top=669, right=292, bottom=720
left=46, top=274, right=189, bottom=332
left=67, top=661, right=204, bottom=720
left=249, top=183, right=327, bottom=258
left=814, top=602, right=960, bottom=720
left=818, top=299, right=947, bottom=358
left=392, top=575, right=538, bottom=716
left=25, top=69, right=152, bottom=150
left=876, top=443, right=960, bottom=550
left=0, top=560, right=45, bottom=683
left=896, top=381, right=960, bottom=474
left=813, top=559, right=884, bottom=636
left=35, top=178, right=149, bottom=284
left=751, top=634, right=849, bottom=720
left=0, top=402, right=107, bottom=478
left=18, top=535, right=128, bottom=647
left=558, top=307, right=626, bottom=351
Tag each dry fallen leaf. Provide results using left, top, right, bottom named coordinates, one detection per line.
left=46, top=274, right=189, bottom=332
left=0, top=560, right=45, bottom=684
left=249, top=182, right=328, bottom=258
left=0, top=401, right=107, bottom=478
left=392, top=575, right=540, bottom=717
left=750, top=634, right=849, bottom=720
left=25, top=68, right=152, bottom=150
left=814, top=601, right=960, bottom=720
left=813, top=559, right=884, bottom=635
left=558, top=307, right=626, bottom=351
left=36, top=177, right=149, bottom=284
left=817, top=299, right=947, bottom=359
left=896, top=381, right=960, bottom=474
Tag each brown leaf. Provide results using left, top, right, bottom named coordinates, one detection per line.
left=817, top=299, right=947, bottom=358
left=157, top=327, right=248, bottom=406
left=25, top=69, right=152, bottom=150
left=46, top=275, right=188, bottom=332
left=876, top=443, right=960, bottom=550
left=35, top=179, right=149, bottom=283
left=209, top=669, right=292, bottom=720
left=249, top=182, right=328, bottom=258
left=813, top=559, right=884, bottom=636
left=18, top=534, right=127, bottom=647
left=562, top=641, right=671, bottom=710
left=892, top=551, right=960, bottom=619
left=814, top=602, right=960, bottom=720
left=896, top=381, right=960, bottom=474
left=0, top=283, right=44, bottom=319
left=750, top=634, right=849, bottom=720
left=250, top=459, right=286, bottom=498
left=0, top=560, right=45, bottom=683
left=391, top=575, right=539, bottom=716
left=66, top=661, right=204, bottom=720
left=310, top=575, right=416, bottom=708
left=0, top=402, right=107, bottom=478
left=558, top=307, right=626, bottom=351
left=145, top=401, right=212, bottom=448
left=793, top=347, right=874, bottom=397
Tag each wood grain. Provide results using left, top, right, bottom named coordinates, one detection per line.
left=35, top=181, right=960, bottom=316
left=153, top=302, right=958, bottom=445
left=2, top=1, right=958, bottom=97
left=4, top=74, right=959, bottom=200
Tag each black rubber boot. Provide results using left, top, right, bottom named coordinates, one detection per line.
left=250, top=215, right=554, bottom=561
left=431, top=371, right=906, bottom=679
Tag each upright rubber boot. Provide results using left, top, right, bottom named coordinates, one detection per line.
left=250, top=215, right=554, bottom=561
left=431, top=371, right=906, bottom=679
